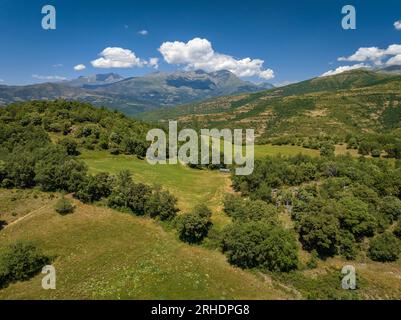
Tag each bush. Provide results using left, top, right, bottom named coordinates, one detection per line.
left=144, top=188, right=179, bottom=221
left=75, top=172, right=113, bottom=203
left=221, top=222, right=298, bottom=272
left=55, top=197, right=75, bottom=215
left=178, top=204, right=212, bottom=244
left=0, top=242, right=51, bottom=288
left=368, top=232, right=401, bottom=262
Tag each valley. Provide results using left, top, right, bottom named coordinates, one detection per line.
left=2, top=68, right=401, bottom=300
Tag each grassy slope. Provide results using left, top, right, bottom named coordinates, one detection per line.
left=0, top=192, right=292, bottom=300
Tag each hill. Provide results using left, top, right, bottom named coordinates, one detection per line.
left=137, top=70, right=401, bottom=140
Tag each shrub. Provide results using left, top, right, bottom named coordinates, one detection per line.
left=178, top=205, right=212, bottom=244
left=0, top=242, right=51, bottom=288
left=144, top=188, right=179, bottom=221
left=55, top=197, right=75, bottom=215
left=368, top=232, right=401, bottom=262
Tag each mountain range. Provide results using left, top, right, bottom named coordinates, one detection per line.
left=0, top=70, right=273, bottom=115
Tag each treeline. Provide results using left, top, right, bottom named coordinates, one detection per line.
left=0, top=100, right=150, bottom=158
left=232, top=154, right=401, bottom=262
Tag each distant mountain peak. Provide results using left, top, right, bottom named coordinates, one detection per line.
left=0, top=69, right=275, bottom=115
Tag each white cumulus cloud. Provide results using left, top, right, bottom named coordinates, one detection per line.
left=321, top=64, right=368, bottom=77
left=91, top=47, right=147, bottom=68
left=338, top=47, right=385, bottom=65
left=338, top=44, right=401, bottom=66
left=32, top=74, right=67, bottom=81
left=158, top=37, right=275, bottom=80
left=394, top=21, right=401, bottom=30
left=74, top=64, right=86, bottom=71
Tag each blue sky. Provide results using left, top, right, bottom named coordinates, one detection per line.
left=1, top=0, right=401, bottom=85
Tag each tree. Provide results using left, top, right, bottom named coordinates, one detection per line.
left=368, top=233, right=401, bottom=262
left=339, top=197, right=376, bottom=239
left=243, top=200, right=278, bottom=224
left=379, top=196, right=401, bottom=222
left=257, top=227, right=299, bottom=272
left=223, top=195, right=278, bottom=224
left=144, top=188, right=179, bottom=221
left=0, top=242, right=51, bottom=288
left=75, top=172, right=113, bottom=203
left=107, top=170, right=152, bottom=215
left=221, top=221, right=298, bottom=272
left=338, top=231, right=358, bottom=260
left=178, top=205, right=212, bottom=244
left=298, top=213, right=340, bottom=257
left=4, top=150, right=36, bottom=188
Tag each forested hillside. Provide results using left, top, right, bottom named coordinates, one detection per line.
left=138, top=70, right=401, bottom=157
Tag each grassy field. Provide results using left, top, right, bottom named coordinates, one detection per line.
left=254, top=144, right=320, bottom=158
left=79, top=145, right=321, bottom=219
left=0, top=191, right=292, bottom=300
left=80, top=151, right=230, bottom=215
